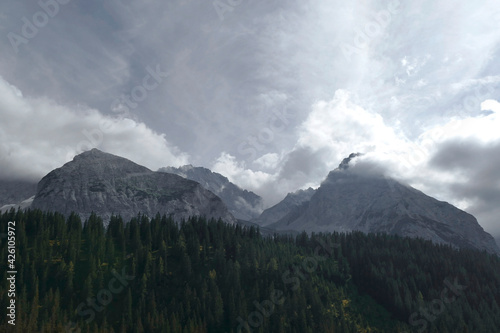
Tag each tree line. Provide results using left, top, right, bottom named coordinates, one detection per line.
left=0, top=208, right=499, bottom=332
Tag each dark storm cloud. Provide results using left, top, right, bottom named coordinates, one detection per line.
left=347, top=158, right=387, bottom=178
left=430, top=139, right=500, bottom=236
left=278, top=146, right=326, bottom=181
left=430, top=139, right=500, bottom=173
left=0, top=0, right=309, bottom=165
left=2, top=0, right=500, bottom=167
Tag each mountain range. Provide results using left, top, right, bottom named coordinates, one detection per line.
left=1, top=149, right=498, bottom=254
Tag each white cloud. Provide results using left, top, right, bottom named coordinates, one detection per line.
left=253, top=152, right=282, bottom=170
left=0, top=76, right=188, bottom=181
left=297, top=89, right=406, bottom=169
left=481, top=99, right=500, bottom=113
left=212, top=152, right=274, bottom=191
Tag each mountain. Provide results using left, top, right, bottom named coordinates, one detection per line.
left=159, top=165, right=263, bottom=220
left=0, top=180, right=37, bottom=211
left=252, top=187, right=315, bottom=227
left=268, top=153, right=500, bottom=254
left=31, top=149, right=236, bottom=224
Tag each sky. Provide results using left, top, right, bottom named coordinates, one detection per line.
left=1, top=0, right=500, bottom=238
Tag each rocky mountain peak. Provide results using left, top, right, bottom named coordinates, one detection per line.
left=31, top=149, right=236, bottom=224
left=283, top=187, right=316, bottom=204
left=263, top=154, right=500, bottom=255
left=159, top=165, right=263, bottom=220
left=337, top=152, right=363, bottom=170
left=69, top=148, right=150, bottom=175
left=177, top=164, right=195, bottom=173
left=73, top=148, right=121, bottom=162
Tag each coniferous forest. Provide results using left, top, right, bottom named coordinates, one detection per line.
left=1, top=208, right=500, bottom=332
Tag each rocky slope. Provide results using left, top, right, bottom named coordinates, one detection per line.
left=31, top=149, right=236, bottom=224
left=159, top=165, right=263, bottom=220
left=268, top=154, right=500, bottom=254
left=252, top=187, right=315, bottom=227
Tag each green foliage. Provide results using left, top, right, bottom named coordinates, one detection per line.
left=0, top=208, right=499, bottom=332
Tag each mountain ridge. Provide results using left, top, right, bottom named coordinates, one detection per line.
left=5, top=149, right=498, bottom=254
left=159, top=164, right=263, bottom=220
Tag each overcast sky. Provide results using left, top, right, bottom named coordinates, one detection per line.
left=1, top=0, right=500, bottom=238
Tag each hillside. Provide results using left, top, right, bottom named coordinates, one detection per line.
left=1, top=209, right=499, bottom=332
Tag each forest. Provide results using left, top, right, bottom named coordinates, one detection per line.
left=1, top=208, right=500, bottom=332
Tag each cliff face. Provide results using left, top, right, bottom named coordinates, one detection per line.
left=31, top=149, right=236, bottom=224
left=267, top=154, right=500, bottom=254
left=159, top=165, right=263, bottom=220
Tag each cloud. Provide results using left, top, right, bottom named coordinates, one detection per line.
left=211, top=150, right=320, bottom=205
left=297, top=90, right=404, bottom=163
left=345, top=157, right=388, bottom=178
left=253, top=153, right=281, bottom=170
left=2, top=0, right=500, bottom=164
left=429, top=140, right=500, bottom=173
left=482, top=99, right=500, bottom=113
left=211, top=152, right=274, bottom=191
left=278, top=147, right=324, bottom=181
left=1, top=0, right=500, bottom=237
left=0, top=76, right=188, bottom=181
left=428, top=139, right=500, bottom=235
